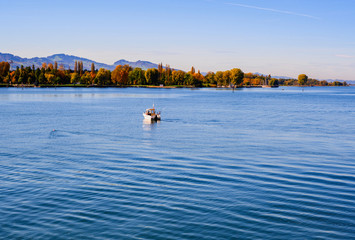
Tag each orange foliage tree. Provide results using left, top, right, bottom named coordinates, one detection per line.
left=111, top=65, right=131, bottom=85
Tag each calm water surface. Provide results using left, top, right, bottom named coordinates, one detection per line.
left=0, top=87, right=354, bottom=239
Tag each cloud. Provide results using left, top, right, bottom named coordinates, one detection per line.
left=225, top=2, right=320, bottom=20
left=336, top=54, right=354, bottom=58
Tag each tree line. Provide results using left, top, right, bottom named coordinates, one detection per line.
left=0, top=61, right=347, bottom=87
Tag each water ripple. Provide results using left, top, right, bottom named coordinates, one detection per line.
left=1, top=87, right=355, bottom=239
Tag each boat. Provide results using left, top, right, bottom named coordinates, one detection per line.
left=143, top=105, right=161, bottom=121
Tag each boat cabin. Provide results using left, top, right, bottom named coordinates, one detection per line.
left=145, top=108, right=156, bottom=116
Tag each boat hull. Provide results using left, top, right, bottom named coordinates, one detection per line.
left=143, top=113, right=161, bottom=120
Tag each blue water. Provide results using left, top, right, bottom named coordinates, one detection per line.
left=0, top=87, right=354, bottom=239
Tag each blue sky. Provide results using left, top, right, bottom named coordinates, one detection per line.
left=1, top=0, right=354, bottom=80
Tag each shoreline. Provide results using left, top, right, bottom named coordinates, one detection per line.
left=0, top=84, right=349, bottom=89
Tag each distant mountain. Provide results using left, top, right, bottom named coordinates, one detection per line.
left=113, top=59, right=160, bottom=70
left=271, top=75, right=295, bottom=79
left=0, top=52, right=161, bottom=71
left=324, top=79, right=355, bottom=84
left=252, top=72, right=293, bottom=79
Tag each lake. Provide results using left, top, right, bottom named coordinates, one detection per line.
left=0, top=86, right=354, bottom=239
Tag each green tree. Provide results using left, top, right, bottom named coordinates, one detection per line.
left=80, top=72, right=91, bottom=85
left=269, top=78, right=279, bottom=86
left=145, top=68, right=159, bottom=85
left=298, top=74, right=308, bottom=86
left=129, top=68, right=146, bottom=85
left=38, top=73, right=45, bottom=84
left=332, top=81, right=343, bottom=86
left=184, top=72, right=194, bottom=86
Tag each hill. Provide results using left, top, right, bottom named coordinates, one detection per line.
left=0, top=52, right=161, bottom=71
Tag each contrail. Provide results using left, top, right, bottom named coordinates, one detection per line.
left=225, top=2, right=320, bottom=20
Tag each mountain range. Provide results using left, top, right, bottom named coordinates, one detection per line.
left=0, top=52, right=161, bottom=71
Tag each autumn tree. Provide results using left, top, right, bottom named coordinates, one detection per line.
left=79, top=61, right=83, bottom=76
left=42, top=63, right=47, bottom=70
left=298, top=74, right=308, bottom=86
left=243, top=72, right=253, bottom=86
left=111, top=65, right=131, bottom=85
left=45, top=73, right=55, bottom=84
left=91, top=62, right=96, bottom=81
left=192, top=70, right=204, bottom=87
left=172, top=70, right=185, bottom=85
left=47, top=63, right=53, bottom=71
left=215, top=71, right=224, bottom=87
left=0, top=62, right=10, bottom=82
left=95, top=68, right=111, bottom=85
left=204, top=72, right=215, bottom=86
left=222, top=70, right=231, bottom=86
left=320, top=80, right=328, bottom=86
left=254, top=77, right=263, bottom=86
left=3, top=73, right=11, bottom=84
left=230, top=68, right=244, bottom=87
left=164, top=65, right=173, bottom=85
left=70, top=72, right=80, bottom=84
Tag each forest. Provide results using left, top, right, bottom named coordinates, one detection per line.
left=0, top=61, right=348, bottom=88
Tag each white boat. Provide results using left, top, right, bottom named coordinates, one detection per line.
left=143, top=105, right=161, bottom=121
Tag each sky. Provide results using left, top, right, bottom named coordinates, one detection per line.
left=1, top=0, right=355, bottom=80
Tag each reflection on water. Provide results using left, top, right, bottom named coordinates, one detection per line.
left=143, top=119, right=160, bottom=131
left=0, top=88, right=186, bottom=101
